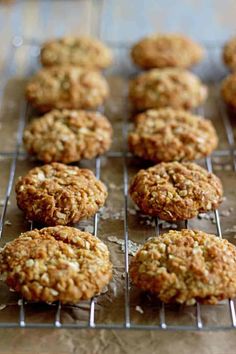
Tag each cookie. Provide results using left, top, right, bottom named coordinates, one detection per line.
left=23, top=109, right=113, bottom=164
left=130, top=229, right=236, bottom=305
left=15, top=163, right=107, bottom=226
left=223, top=37, right=236, bottom=71
left=0, top=226, right=112, bottom=303
left=129, top=68, right=207, bottom=111
left=129, top=162, right=223, bottom=221
left=41, top=36, right=112, bottom=70
left=131, top=33, right=204, bottom=70
left=26, top=66, right=109, bottom=112
left=128, top=108, right=218, bottom=162
left=221, top=73, right=236, bottom=111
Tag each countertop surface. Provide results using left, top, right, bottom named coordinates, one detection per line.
left=1, top=1, right=236, bottom=353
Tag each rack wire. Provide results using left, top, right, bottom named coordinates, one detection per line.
left=0, top=37, right=235, bottom=330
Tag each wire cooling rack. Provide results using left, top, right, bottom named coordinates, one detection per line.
left=0, top=37, right=236, bottom=330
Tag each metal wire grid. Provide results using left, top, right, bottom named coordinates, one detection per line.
left=0, top=38, right=235, bottom=330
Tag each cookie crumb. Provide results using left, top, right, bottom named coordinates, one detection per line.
left=162, top=221, right=178, bottom=229
left=220, top=210, right=231, bottom=217
left=101, top=285, right=108, bottom=294
left=107, top=236, right=140, bottom=256
left=135, top=305, right=144, bottom=314
left=0, top=199, right=10, bottom=207
left=226, top=226, right=236, bottom=234
left=109, top=282, right=117, bottom=297
left=83, top=225, right=94, bottom=234
left=128, top=208, right=136, bottom=215
left=100, top=207, right=124, bottom=221
left=108, top=183, right=122, bottom=190
left=198, top=212, right=214, bottom=220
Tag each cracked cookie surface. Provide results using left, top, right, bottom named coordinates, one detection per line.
left=23, top=109, right=113, bottom=163
left=131, top=33, right=204, bottom=69
left=15, top=163, right=107, bottom=226
left=41, top=36, right=112, bottom=69
left=129, top=68, right=207, bottom=111
left=129, top=162, right=223, bottom=221
left=0, top=226, right=112, bottom=303
left=128, top=108, right=218, bottom=162
left=26, top=66, right=109, bottom=112
left=130, top=229, right=236, bottom=305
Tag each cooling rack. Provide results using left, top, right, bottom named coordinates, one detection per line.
left=0, top=37, right=235, bottom=330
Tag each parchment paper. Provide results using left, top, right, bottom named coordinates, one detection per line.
left=0, top=44, right=236, bottom=353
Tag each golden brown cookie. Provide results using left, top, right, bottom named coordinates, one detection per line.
left=128, top=108, right=218, bottom=162
left=223, top=37, right=236, bottom=71
left=221, top=73, right=236, bottom=110
left=131, top=33, right=204, bottom=69
left=26, top=66, right=109, bottom=112
left=129, top=162, right=223, bottom=221
left=130, top=229, right=236, bottom=305
left=129, top=68, right=207, bottom=111
left=0, top=226, right=112, bottom=303
left=15, top=163, right=107, bottom=226
left=23, top=109, right=113, bottom=164
left=41, top=36, right=112, bottom=70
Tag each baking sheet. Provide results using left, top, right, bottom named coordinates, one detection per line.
left=0, top=42, right=236, bottom=329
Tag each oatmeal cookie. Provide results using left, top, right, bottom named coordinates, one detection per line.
left=130, top=229, right=236, bottom=305
left=131, top=33, right=204, bottom=69
left=15, top=163, right=107, bottom=226
left=128, top=108, right=218, bottom=162
left=223, top=37, right=236, bottom=71
left=129, top=68, right=207, bottom=111
left=26, top=66, right=109, bottom=112
left=129, top=162, right=223, bottom=221
left=0, top=226, right=112, bottom=303
left=41, top=36, right=112, bottom=70
left=23, top=109, right=113, bottom=163
left=221, top=73, right=236, bottom=110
